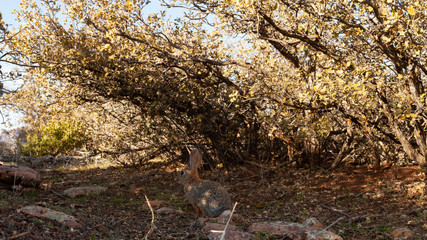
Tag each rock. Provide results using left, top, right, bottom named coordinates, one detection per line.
left=156, top=207, right=184, bottom=215
left=202, top=223, right=237, bottom=233
left=19, top=205, right=82, bottom=228
left=390, top=227, right=414, bottom=240
left=304, top=217, right=324, bottom=228
left=207, top=230, right=256, bottom=240
left=142, top=200, right=164, bottom=209
left=248, top=221, right=342, bottom=240
left=63, top=186, right=107, bottom=198
left=0, top=165, right=41, bottom=188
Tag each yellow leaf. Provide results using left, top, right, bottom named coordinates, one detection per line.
left=408, top=7, right=416, bottom=15
left=406, top=113, right=418, bottom=118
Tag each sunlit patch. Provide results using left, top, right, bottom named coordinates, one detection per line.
left=201, top=197, right=207, bottom=205
left=204, top=189, right=212, bottom=197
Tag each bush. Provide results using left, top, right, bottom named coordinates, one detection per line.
left=19, top=120, right=87, bottom=157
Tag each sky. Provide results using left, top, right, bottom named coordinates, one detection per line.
left=1, top=1, right=21, bottom=28
left=1, top=0, right=24, bottom=131
left=0, top=0, right=179, bottom=131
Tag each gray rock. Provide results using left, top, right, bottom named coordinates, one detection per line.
left=390, top=227, right=414, bottom=240
left=156, top=207, right=185, bottom=215
left=248, top=221, right=342, bottom=240
left=63, top=186, right=107, bottom=198
left=19, top=205, right=82, bottom=228
left=304, top=217, right=324, bottom=228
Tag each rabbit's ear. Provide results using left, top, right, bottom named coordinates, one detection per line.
left=189, top=149, right=202, bottom=170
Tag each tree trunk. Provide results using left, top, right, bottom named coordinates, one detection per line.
left=381, top=100, right=426, bottom=167
left=365, top=133, right=381, bottom=171
left=332, top=121, right=354, bottom=169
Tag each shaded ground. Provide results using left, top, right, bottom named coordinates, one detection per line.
left=0, top=160, right=426, bottom=239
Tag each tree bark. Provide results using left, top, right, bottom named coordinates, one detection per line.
left=332, top=121, right=354, bottom=169
left=380, top=100, right=426, bottom=166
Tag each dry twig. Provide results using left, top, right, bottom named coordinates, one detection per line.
left=324, top=217, right=345, bottom=231
left=318, top=204, right=350, bottom=218
left=144, top=195, right=156, bottom=240
left=7, top=231, right=30, bottom=240
left=220, top=202, right=238, bottom=240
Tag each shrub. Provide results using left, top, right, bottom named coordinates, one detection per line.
left=19, top=120, right=87, bottom=157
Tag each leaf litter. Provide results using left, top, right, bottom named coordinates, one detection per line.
left=0, top=162, right=425, bottom=239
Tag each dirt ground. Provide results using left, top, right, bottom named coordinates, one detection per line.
left=0, top=160, right=426, bottom=240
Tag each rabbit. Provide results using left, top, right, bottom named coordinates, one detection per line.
left=177, top=149, right=232, bottom=218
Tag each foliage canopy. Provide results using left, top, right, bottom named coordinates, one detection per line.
left=2, top=0, right=426, bottom=167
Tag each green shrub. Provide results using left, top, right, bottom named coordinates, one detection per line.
left=19, top=120, right=87, bottom=157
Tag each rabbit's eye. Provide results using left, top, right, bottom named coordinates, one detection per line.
left=180, top=170, right=185, bottom=175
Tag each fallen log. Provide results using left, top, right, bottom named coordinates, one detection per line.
left=0, top=165, right=41, bottom=189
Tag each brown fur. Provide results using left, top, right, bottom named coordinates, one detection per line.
left=177, top=149, right=232, bottom=218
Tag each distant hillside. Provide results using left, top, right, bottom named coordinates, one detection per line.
left=0, top=128, right=26, bottom=149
